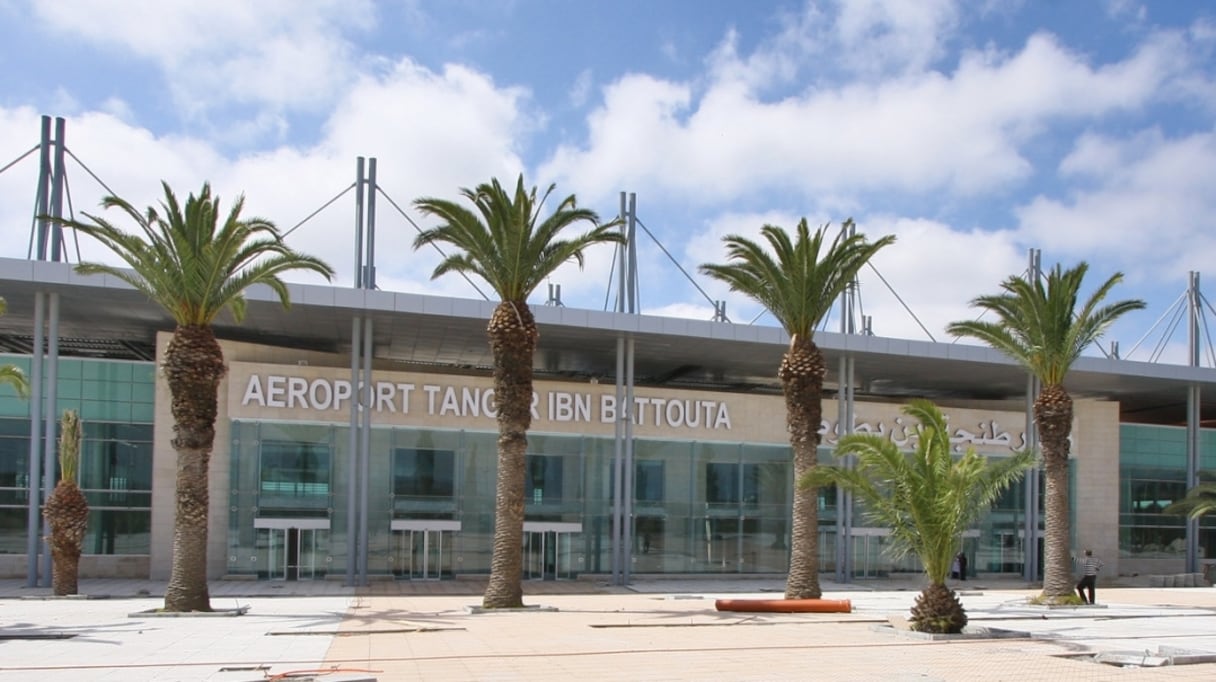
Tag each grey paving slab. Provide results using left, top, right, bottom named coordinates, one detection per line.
left=0, top=579, right=1214, bottom=681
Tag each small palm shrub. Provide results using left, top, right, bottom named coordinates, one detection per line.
left=43, top=410, right=89, bottom=596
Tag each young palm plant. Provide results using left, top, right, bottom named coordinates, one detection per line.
left=43, top=409, right=89, bottom=596
left=1165, top=471, right=1216, bottom=519
left=413, top=175, right=622, bottom=609
left=804, top=400, right=1034, bottom=633
left=0, top=298, right=30, bottom=398
left=53, top=182, right=334, bottom=611
left=700, top=218, right=894, bottom=600
left=947, top=263, right=1143, bottom=600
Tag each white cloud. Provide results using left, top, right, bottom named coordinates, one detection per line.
left=0, top=55, right=545, bottom=299
left=1016, top=128, right=1216, bottom=283
left=30, top=0, right=375, bottom=117
left=543, top=27, right=1189, bottom=209
left=569, top=69, right=594, bottom=109
left=833, top=0, right=959, bottom=76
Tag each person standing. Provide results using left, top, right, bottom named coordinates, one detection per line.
left=956, top=552, right=968, bottom=581
left=1076, top=549, right=1104, bottom=604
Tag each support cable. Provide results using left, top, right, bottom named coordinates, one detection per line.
left=0, top=144, right=39, bottom=176
left=634, top=216, right=725, bottom=321
left=64, top=148, right=119, bottom=198
left=282, top=182, right=355, bottom=240
left=375, top=186, right=490, bottom=301
left=63, top=173, right=82, bottom=263
left=863, top=263, right=936, bottom=342
left=1125, top=290, right=1187, bottom=359
left=1199, top=291, right=1216, bottom=367
left=1149, top=302, right=1187, bottom=363
left=603, top=245, right=619, bottom=312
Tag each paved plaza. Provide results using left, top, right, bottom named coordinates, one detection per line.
left=2, top=576, right=1215, bottom=681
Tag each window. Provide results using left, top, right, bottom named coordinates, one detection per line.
left=394, top=448, right=455, bottom=498
left=526, top=454, right=563, bottom=504
left=706, top=463, right=761, bottom=505
left=1125, top=479, right=1187, bottom=514
left=260, top=441, right=330, bottom=496
left=635, top=460, right=664, bottom=504
left=0, top=417, right=153, bottom=555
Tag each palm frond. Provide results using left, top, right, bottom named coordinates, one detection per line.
left=1164, top=481, right=1216, bottom=519
left=412, top=174, right=622, bottom=302
left=947, top=262, right=1145, bottom=385
left=699, top=218, right=895, bottom=338
left=803, top=399, right=1034, bottom=584
left=0, top=298, right=29, bottom=398
left=49, top=182, right=336, bottom=326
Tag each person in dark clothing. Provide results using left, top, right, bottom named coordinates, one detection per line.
left=956, top=552, right=968, bottom=581
left=1076, top=549, right=1104, bottom=604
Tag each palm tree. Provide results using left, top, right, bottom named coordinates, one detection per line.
left=54, top=182, right=334, bottom=611
left=947, top=262, right=1144, bottom=600
left=412, top=174, right=622, bottom=608
left=0, top=298, right=30, bottom=398
left=700, top=218, right=894, bottom=599
left=803, top=400, right=1034, bottom=633
left=43, top=409, right=89, bottom=596
left=1165, top=471, right=1216, bottom=519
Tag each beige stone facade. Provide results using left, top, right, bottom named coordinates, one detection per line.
left=143, top=332, right=1123, bottom=580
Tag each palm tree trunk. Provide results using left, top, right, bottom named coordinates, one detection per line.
left=51, top=548, right=81, bottom=596
left=1036, top=384, right=1074, bottom=598
left=483, top=301, right=537, bottom=609
left=162, top=325, right=225, bottom=612
left=45, top=481, right=89, bottom=596
left=782, top=338, right=824, bottom=600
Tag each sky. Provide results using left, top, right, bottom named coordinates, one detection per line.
left=1, top=0, right=1214, bottom=366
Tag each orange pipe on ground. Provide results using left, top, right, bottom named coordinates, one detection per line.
left=714, top=598, right=853, bottom=614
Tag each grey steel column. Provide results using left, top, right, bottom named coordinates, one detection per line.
left=611, top=335, right=624, bottom=584
left=365, top=159, right=378, bottom=290
left=39, top=293, right=59, bottom=586
left=49, top=117, right=66, bottom=261
left=345, top=156, right=366, bottom=586
left=356, top=158, right=378, bottom=585
left=33, top=116, right=50, bottom=260
left=25, top=117, right=52, bottom=585
left=357, top=317, right=373, bottom=586
left=622, top=194, right=637, bottom=583
left=353, top=157, right=365, bottom=290
left=1023, top=249, right=1042, bottom=583
left=835, top=354, right=855, bottom=583
left=623, top=336, right=635, bottom=583
left=834, top=220, right=857, bottom=583
left=1186, top=272, right=1200, bottom=573
left=345, top=316, right=361, bottom=585
left=610, top=191, right=627, bottom=585
left=25, top=293, right=44, bottom=586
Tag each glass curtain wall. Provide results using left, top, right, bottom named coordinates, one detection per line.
left=0, top=357, right=154, bottom=560
left=224, top=419, right=1052, bottom=580
left=1120, top=424, right=1216, bottom=564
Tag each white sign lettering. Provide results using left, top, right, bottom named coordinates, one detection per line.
left=239, top=374, right=733, bottom=431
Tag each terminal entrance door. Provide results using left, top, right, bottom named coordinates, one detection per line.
left=523, top=521, right=581, bottom=580
left=851, top=527, right=890, bottom=579
left=390, top=519, right=460, bottom=580
left=254, top=518, right=329, bottom=581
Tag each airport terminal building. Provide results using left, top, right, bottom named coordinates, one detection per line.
left=2, top=257, right=1215, bottom=585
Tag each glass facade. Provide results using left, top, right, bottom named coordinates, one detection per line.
left=226, top=420, right=1042, bottom=580
left=1119, top=424, right=1216, bottom=562
left=0, top=356, right=154, bottom=557
left=6, top=350, right=1215, bottom=580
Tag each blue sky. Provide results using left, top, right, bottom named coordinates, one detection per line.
left=1, top=0, right=1214, bottom=365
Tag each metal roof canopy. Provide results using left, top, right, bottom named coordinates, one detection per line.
left=1, top=257, right=1213, bottom=426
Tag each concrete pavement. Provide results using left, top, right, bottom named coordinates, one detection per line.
left=2, top=577, right=1215, bottom=681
